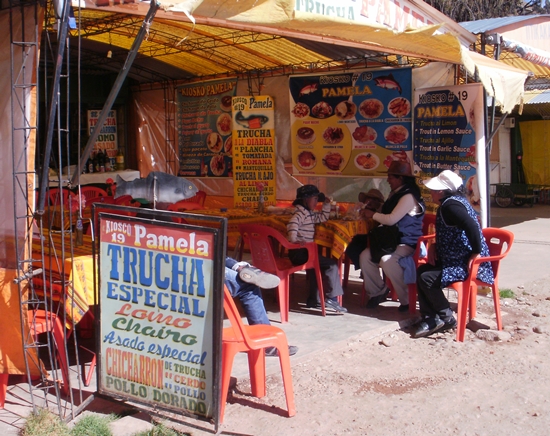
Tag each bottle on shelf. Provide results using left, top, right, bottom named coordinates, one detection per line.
left=115, top=149, right=125, bottom=171
left=75, top=219, right=84, bottom=246
left=105, top=151, right=112, bottom=172
left=86, top=155, right=94, bottom=173
left=93, top=151, right=99, bottom=173
left=98, top=149, right=106, bottom=172
left=257, top=193, right=265, bottom=214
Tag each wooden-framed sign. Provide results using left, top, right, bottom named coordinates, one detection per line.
left=96, top=206, right=226, bottom=427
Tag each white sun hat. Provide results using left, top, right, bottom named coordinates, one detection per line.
left=424, top=170, right=464, bottom=191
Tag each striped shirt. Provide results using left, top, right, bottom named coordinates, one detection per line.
left=287, top=203, right=331, bottom=243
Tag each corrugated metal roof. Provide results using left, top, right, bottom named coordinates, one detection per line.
left=524, top=89, right=550, bottom=105
left=464, top=34, right=550, bottom=84
left=460, top=15, right=550, bottom=34
left=460, top=15, right=550, bottom=84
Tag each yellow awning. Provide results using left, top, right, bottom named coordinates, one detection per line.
left=82, top=0, right=529, bottom=112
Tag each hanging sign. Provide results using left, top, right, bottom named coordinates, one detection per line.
left=232, top=95, right=276, bottom=208
left=413, top=83, right=487, bottom=223
left=177, top=79, right=237, bottom=177
left=289, top=68, right=412, bottom=177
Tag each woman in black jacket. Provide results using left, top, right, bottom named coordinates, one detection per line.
left=359, top=161, right=425, bottom=311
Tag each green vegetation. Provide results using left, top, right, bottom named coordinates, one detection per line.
left=71, top=414, right=116, bottom=436
left=133, top=422, right=190, bottom=436
left=21, top=410, right=190, bottom=436
left=499, top=289, right=515, bottom=299
left=21, top=409, right=70, bottom=436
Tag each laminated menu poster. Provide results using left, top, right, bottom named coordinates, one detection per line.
left=232, top=95, right=276, bottom=208
left=98, top=215, right=217, bottom=418
left=177, top=79, right=237, bottom=177
left=413, top=83, right=486, bottom=216
left=289, top=68, right=412, bottom=177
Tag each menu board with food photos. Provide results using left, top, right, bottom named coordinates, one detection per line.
left=232, top=95, right=276, bottom=208
left=289, top=68, right=412, bottom=177
left=176, top=79, right=237, bottom=177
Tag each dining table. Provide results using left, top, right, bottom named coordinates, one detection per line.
left=32, top=230, right=96, bottom=327
left=181, top=207, right=371, bottom=260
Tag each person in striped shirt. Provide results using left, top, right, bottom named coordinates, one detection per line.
left=287, top=184, right=347, bottom=313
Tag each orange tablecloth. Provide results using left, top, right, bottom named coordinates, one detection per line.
left=32, top=231, right=95, bottom=325
left=184, top=208, right=370, bottom=259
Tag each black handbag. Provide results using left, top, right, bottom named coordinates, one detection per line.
left=368, top=225, right=401, bottom=263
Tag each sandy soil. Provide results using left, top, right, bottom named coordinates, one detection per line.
left=189, top=277, right=550, bottom=436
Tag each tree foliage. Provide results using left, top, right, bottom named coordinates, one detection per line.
left=424, top=0, right=550, bottom=22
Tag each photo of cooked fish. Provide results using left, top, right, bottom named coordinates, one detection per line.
left=224, top=136, right=232, bottom=154
left=358, top=99, right=383, bottom=119
left=235, top=111, right=269, bottom=129
left=220, top=95, right=233, bottom=111
left=352, top=125, right=377, bottom=144
left=334, top=101, right=357, bottom=119
left=322, top=127, right=344, bottom=144
left=322, top=152, right=344, bottom=171
left=387, top=97, right=411, bottom=118
left=297, top=151, right=316, bottom=170
left=206, top=132, right=223, bottom=152
left=384, top=125, right=409, bottom=144
left=217, top=113, right=232, bottom=136
left=311, top=101, right=333, bottom=119
left=296, top=127, right=316, bottom=144
left=210, top=155, right=225, bottom=176
left=354, top=153, right=379, bottom=171
left=292, top=102, right=310, bottom=118
left=374, top=73, right=402, bottom=94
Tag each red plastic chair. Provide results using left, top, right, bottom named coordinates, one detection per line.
left=80, top=186, right=108, bottom=202
left=47, top=188, right=76, bottom=207
left=238, top=224, right=326, bottom=323
left=167, top=201, right=205, bottom=223
left=176, top=190, right=207, bottom=207
left=86, top=195, right=116, bottom=205
left=386, top=214, right=436, bottom=313
left=448, top=228, right=514, bottom=342
left=85, top=198, right=138, bottom=236
left=0, top=310, right=70, bottom=408
left=352, top=214, right=436, bottom=313
left=220, top=285, right=295, bottom=423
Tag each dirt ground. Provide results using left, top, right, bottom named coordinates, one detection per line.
left=170, top=275, right=550, bottom=436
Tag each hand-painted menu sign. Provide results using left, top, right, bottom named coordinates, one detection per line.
left=232, top=95, right=276, bottom=208
left=98, top=215, right=217, bottom=418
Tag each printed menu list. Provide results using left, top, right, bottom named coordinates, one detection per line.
left=413, top=84, right=485, bottom=213
left=177, top=79, right=237, bottom=177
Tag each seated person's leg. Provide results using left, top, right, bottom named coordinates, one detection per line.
left=360, top=247, right=389, bottom=308
left=225, top=267, right=270, bottom=326
left=380, top=245, right=414, bottom=306
left=345, top=234, right=369, bottom=270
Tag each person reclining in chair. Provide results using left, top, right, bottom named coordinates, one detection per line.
left=225, top=257, right=298, bottom=357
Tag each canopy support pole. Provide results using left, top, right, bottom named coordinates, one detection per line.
left=70, top=0, right=160, bottom=187
left=36, top=0, right=72, bottom=214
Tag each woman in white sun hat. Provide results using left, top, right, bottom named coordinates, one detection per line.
left=414, top=170, right=494, bottom=338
